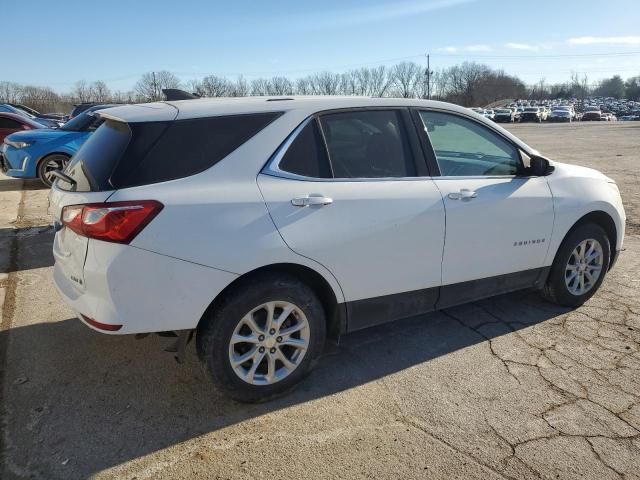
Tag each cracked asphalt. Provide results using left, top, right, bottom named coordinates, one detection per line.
left=1, top=122, right=639, bottom=479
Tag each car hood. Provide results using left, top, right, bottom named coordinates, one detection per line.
left=551, top=161, right=615, bottom=184
left=4, top=128, right=78, bottom=144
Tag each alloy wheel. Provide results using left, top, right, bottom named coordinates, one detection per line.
left=565, top=238, right=604, bottom=296
left=228, top=301, right=310, bottom=385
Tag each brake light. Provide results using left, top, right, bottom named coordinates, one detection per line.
left=61, top=200, right=163, bottom=244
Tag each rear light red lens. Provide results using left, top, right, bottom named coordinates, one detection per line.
left=61, top=200, right=163, bottom=244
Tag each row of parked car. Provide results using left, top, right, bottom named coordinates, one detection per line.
left=0, top=103, right=117, bottom=186
left=470, top=105, right=581, bottom=123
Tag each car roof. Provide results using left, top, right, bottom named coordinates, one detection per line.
left=99, top=96, right=484, bottom=122
left=97, top=96, right=538, bottom=155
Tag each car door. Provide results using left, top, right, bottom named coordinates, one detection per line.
left=0, top=117, right=24, bottom=143
left=415, top=109, right=554, bottom=308
left=258, top=109, right=445, bottom=331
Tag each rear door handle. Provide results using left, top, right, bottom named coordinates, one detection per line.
left=448, top=189, right=477, bottom=201
left=291, top=195, right=333, bottom=207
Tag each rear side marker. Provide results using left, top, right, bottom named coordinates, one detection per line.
left=80, top=314, right=123, bottom=332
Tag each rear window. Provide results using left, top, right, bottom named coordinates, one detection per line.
left=58, top=112, right=282, bottom=192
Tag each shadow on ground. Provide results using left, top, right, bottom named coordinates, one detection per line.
left=0, top=226, right=54, bottom=274
left=0, top=288, right=568, bottom=479
left=0, top=178, right=46, bottom=193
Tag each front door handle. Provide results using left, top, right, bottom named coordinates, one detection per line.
left=448, top=189, right=477, bottom=201
left=291, top=195, right=333, bottom=207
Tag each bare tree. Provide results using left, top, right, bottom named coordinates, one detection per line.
left=134, top=71, right=180, bottom=101
left=270, top=76, right=293, bottom=95
left=390, top=62, right=421, bottom=98
left=91, top=81, right=111, bottom=103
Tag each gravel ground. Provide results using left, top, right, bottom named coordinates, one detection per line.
left=1, top=122, right=639, bottom=480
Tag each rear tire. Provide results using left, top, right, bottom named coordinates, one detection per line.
left=196, top=273, right=326, bottom=402
left=37, top=154, right=70, bottom=187
left=542, top=224, right=610, bottom=307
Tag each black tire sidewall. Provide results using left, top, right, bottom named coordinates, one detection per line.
left=198, top=274, right=326, bottom=402
left=546, top=224, right=610, bottom=306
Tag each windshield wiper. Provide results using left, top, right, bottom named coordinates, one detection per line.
left=51, top=170, right=76, bottom=186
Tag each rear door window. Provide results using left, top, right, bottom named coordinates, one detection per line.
left=319, top=110, right=416, bottom=178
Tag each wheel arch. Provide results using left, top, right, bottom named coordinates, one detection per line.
left=556, top=210, right=618, bottom=270
left=196, top=263, right=347, bottom=345
left=36, top=151, right=72, bottom=170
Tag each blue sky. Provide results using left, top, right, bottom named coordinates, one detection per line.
left=5, top=0, right=640, bottom=92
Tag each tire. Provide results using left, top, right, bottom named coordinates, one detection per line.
left=196, top=273, right=326, bottom=402
left=37, top=154, right=70, bottom=187
left=542, top=224, right=610, bottom=307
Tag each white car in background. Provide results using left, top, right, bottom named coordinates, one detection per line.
left=49, top=97, right=625, bottom=402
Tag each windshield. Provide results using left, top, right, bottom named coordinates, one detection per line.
left=525, top=107, right=538, bottom=112
left=495, top=109, right=510, bottom=113
left=61, top=110, right=101, bottom=131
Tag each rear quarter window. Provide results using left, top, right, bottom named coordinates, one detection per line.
left=58, top=112, right=282, bottom=192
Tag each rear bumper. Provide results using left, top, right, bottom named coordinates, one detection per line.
left=53, top=238, right=239, bottom=334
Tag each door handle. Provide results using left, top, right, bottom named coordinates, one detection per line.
left=448, top=189, right=477, bottom=201
left=291, top=195, right=333, bottom=207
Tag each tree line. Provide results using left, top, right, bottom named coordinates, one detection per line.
left=1, top=61, right=639, bottom=114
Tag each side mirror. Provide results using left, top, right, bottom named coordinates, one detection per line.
left=529, top=155, right=554, bottom=176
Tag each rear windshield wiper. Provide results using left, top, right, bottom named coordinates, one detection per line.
left=51, top=170, right=77, bottom=186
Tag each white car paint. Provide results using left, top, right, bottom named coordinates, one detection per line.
left=49, top=96, right=625, bottom=335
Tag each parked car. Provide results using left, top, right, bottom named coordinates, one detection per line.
left=0, top=103, right=62, bottom=128
left=520, top=107, right=543, bottom=123
left=493, top=108, right=515, bottom=123
left=9, top=103, right=66, bottom=122
left=69, top=103, right=98, bottom=119
left=548, top=109, right=573, bottom=122
left=483, top=109, right=495, bottom=120
left=47, top=97, right=625, bottom=402
left=1, top=104, right=116, bottom=186
left=582, top=111, right=603, bottom=121
left=0, top=112, right=44, bottom=144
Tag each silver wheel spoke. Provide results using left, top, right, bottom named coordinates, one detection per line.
left=280, top=336, right=307, bottom=349
left=231, top=347, right=258, bottom=367
left=273, top=304, right=295, bottom=330
left=246, top=351, right=266, bottom=383
left=229, top=300, right=310, bottom=386
left=231, top=333, right=259, bottom=345
left=565, top=238, right=604, bottom=296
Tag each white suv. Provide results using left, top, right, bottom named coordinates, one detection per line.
left=49, top=97, right=625, bottom=402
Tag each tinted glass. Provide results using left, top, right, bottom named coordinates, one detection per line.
left=419, top=111, right=521, bottom=176
left=0, top=118, right=22, bottom=129
left=278, top=120, right=332, bottom=178
left=58, top=120, right=133, bottom=191
left=320, top=110, right=415, bottom=178
left=58, top=112, right=282, bottom=191
left=61, top=111, right=103, bottom=131
left=113, top=112, right=281, bottom=188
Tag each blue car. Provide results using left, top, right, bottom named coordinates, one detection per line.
left=0, top=105, right=116, bottom=186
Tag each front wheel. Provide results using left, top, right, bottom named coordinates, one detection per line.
left=37, top=154, right=70, bottom=187
left=542, top=224, right=610, bottom=307
left=197, top=273, right=326, bottom=402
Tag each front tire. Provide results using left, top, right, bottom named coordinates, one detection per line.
left=197, top=273, right=326, bottom=402
left=542, top=224, right=610, bottom=307
left=37, top=154, right=70, bottom=187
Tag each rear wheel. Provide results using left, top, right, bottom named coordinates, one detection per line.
left=197, top=273, right=326, bottom=402
left=37, top=154, right=70, bottom=187
left=542, top=224, right=610, bottom=307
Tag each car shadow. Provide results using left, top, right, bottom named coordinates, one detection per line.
left=0, top=177, right=46, bottom=192
left=0, top=226, right=54, bottom=274
left=0, top=290, right=569, bottom=479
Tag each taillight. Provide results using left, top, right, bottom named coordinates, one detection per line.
left=61, top=200, right=163, bottom=244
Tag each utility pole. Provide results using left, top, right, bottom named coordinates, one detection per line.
left=152, top=71, right=158, bottom=101
left=425, top=54, right=431, bottom=100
